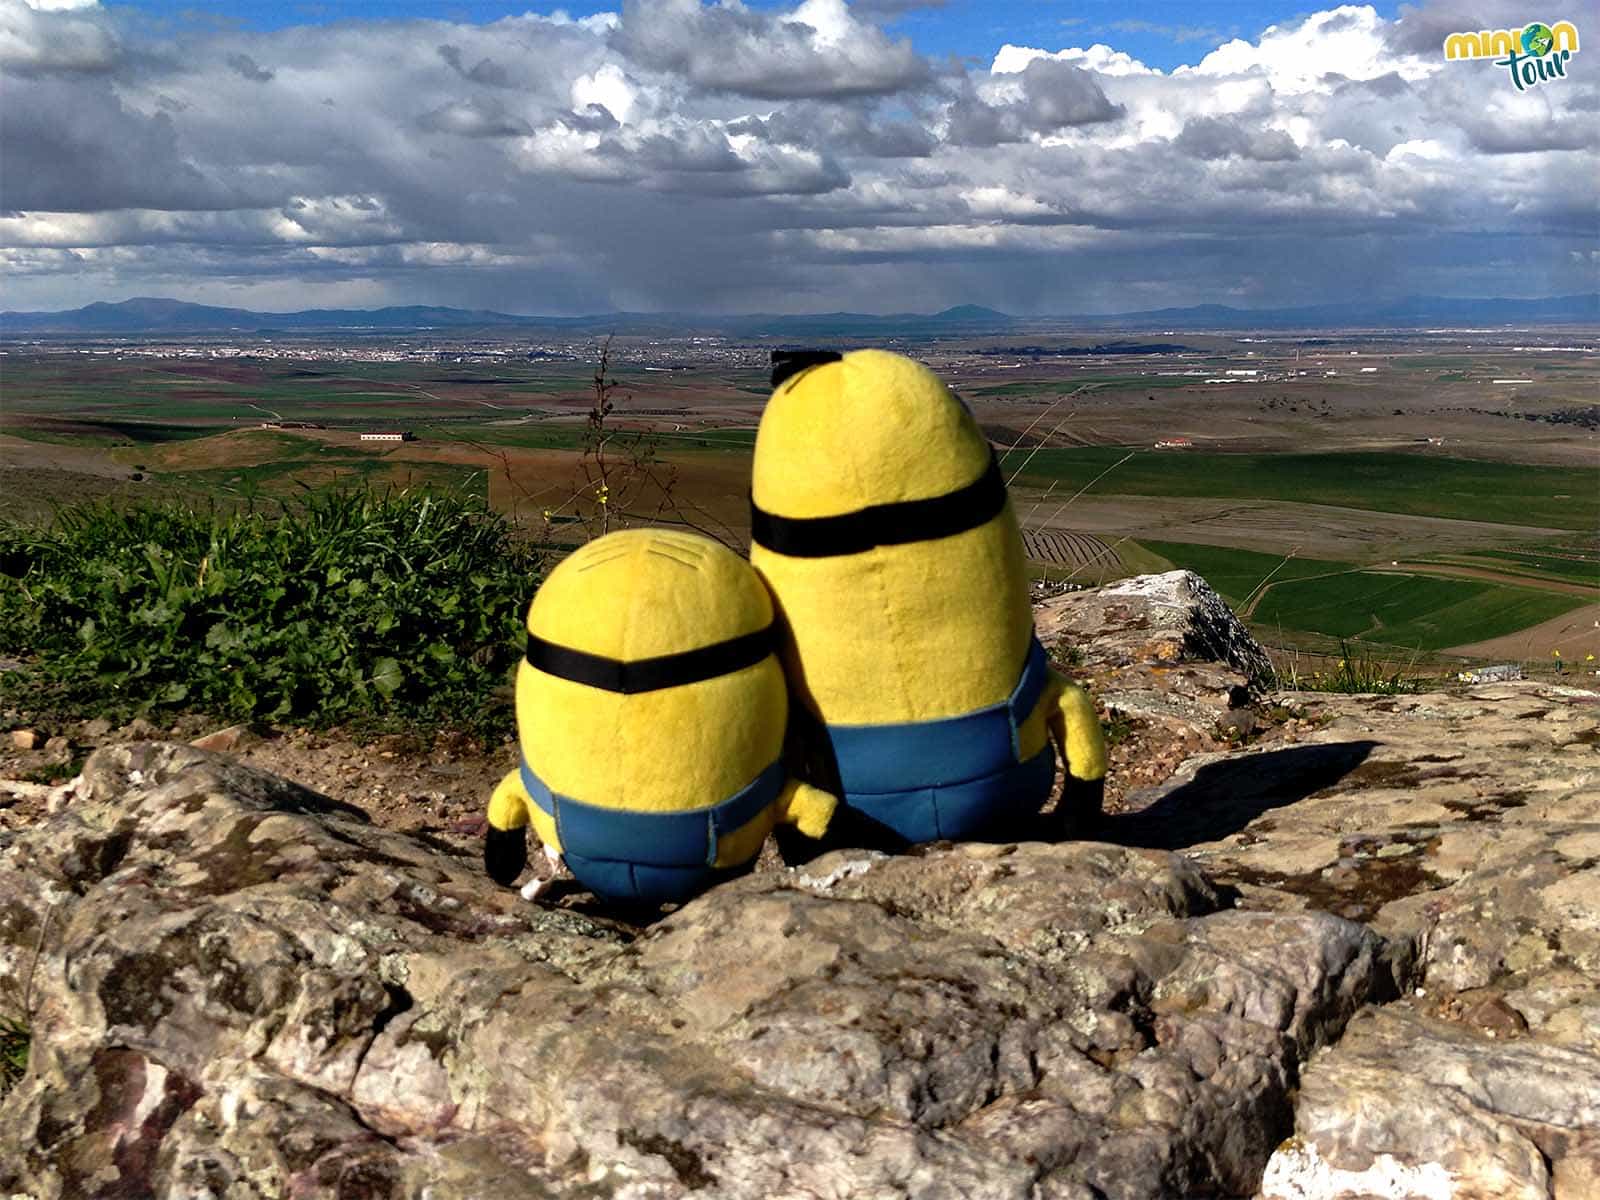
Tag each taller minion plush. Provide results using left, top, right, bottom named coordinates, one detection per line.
left=749, top=349, right=1106, bottom=844
left=485, top=528, right=837, bottom=906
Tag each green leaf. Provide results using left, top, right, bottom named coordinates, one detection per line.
left=371, top=657, right=403, bottom=698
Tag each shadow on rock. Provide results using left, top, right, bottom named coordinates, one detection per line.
left=1104, top=741, right=1378, bottom=850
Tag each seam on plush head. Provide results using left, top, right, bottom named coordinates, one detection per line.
left=645, top=545, right=703, bottom=571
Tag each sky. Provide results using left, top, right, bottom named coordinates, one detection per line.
left=2, top=0, right=1595, bottom=315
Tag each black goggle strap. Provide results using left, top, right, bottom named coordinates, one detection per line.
left=525, top=623, right=775, bottom=694
left=749, top=451, right=1007, bottom=558
left=771, top=349, right=843, bottom=389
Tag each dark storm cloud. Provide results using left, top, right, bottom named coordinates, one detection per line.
left=1562, top=87, right=1600, bottom=113
left=226, top=53, right=274, bottom=83
left=1457, top=113, right=1598, bottom=155
left=610, top=0, right=930, bottom=99
left=1384, top=0, right=1533, bottom=56
left=1175, top=115, right=1300, bottom=162
left=563, top=104, right=622, bottom=133
left=729, top=102, right=937, bottom=158
left=947, top=58, right=1122, bottom=145
left=437, top=43, right=512, bottom=88
left=598, top=125, right=744, bottom=173
left=416, top=98, right=531, bottom=138
left=1019, top=59, right=1124, bottom=127
left=853, top=0, right=946, bottom=16
left=0, top=75, right=250, bottom=212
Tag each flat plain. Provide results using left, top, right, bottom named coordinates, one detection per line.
left=2, top=324, right=1595, bottom=668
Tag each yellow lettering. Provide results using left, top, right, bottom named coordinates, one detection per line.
left=1444, top=31, right=1483, bottom=58
left=1487, top=29, right=1516, bottom=55
left=1552, top=21, right=1580, bottom=52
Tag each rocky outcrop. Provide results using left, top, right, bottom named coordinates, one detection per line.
left=1040, top=570, right=1275, bottom=690
left=1151, top=682, right=1600, bottom=1200
left=0, top=574, right=1595, bottom=1200
left=1037, top=570, right=1276, bottom=808
left=0, top=740, right=1407, bottom=1199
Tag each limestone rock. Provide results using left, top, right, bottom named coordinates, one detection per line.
left=1038, top=569, right=1274, bottom=689
left=2, top=578, right=1595, bottom=1198
left=1138, top=679, right=1600, bottom=1200
left=187, top=722, right=254, bottom=753
left=1036, top=571, right=1275, bottom=809
left=0, top=742, right=1402, bottom=1199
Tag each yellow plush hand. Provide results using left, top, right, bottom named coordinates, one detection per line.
left=1047, top=671, right=1108, bottom=783
left=1045, top=670, right=1107, bottom=833
left=777, top=775, right=839, bottom=840
left=487, top=770, right=531, bottom=832
left=485, top=769, right=533, bottom=886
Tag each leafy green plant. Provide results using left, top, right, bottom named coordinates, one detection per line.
left=0, top=488, right=543, bottom=733
left=1100, top=710, right=1138, bottom=747
left=0, top=1015, right=27, bottom=1097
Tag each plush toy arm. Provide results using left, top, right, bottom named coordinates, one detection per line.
left=776, top=775, right=839, bottom=840
left=1045, top=669, right=1107, bottom=830
left=485, top=769, right=533, bottom=887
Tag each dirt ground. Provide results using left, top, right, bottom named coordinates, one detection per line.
left=1018, top=491, right=1567, bottom=565
left=1442, top=600, right=1600, bottom=663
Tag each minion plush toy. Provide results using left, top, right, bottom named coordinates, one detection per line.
left=749, top=349, right=1106, bottom=845
left=484, top=528, right=837, bottom=906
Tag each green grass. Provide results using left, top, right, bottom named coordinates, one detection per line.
left=1138, top=540, right=1353, bottom=605
left=1278, top=641, right=1430, bottom=694
left=1013, top=449, right=1599, bottom=531
left=1142, top=538, right=1587, bottom=650
left=1471, top=549, right=1600, bottom=587
left=0, top=489, right=543, bottom=732
left=1253, top=572, right=1585, bottom=650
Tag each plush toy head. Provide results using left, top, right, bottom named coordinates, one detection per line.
left=750, top=347, right=1033, bottom=725
left=489, top=528, right=794, bottom=904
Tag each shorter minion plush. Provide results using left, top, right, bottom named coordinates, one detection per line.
left=484, top=528, right=837, bottom=906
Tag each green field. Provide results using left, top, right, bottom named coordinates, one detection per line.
left=1016, top=448, right=1598, bottom=531
left=1138, top=540, right=1353, bottom=604
left=1252, top=572, right=1584, bottom=650
left=1471, top=548, right=1600, bottom=587
left=1143, top=538, right=1589, bottom=652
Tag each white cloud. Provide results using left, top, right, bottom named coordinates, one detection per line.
left=0, top=0, right=117, bottom=74
left=960, top=186, right=1055, bottom=217
left=1182, top=4, right=1436, bottom=92
left=992, top=42, right=1159, bottom=78
left=571, top=63, right=640, bottom=124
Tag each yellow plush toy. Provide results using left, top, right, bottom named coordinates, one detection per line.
left=749, top=348, right=1106, bottom=844
left=484, top=528, right=837, bottom=905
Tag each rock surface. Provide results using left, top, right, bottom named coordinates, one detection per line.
left=0, top=740, right=1406, bottom=1199
left=1152, top=681, right=1600, bottom=1200
left=0, top=574, right=1595, bottom=1200
left=1037, top=570, right=1281, bottom=809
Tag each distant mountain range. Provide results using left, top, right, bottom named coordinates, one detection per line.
left=2, top=294, right=1595, bottom=337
